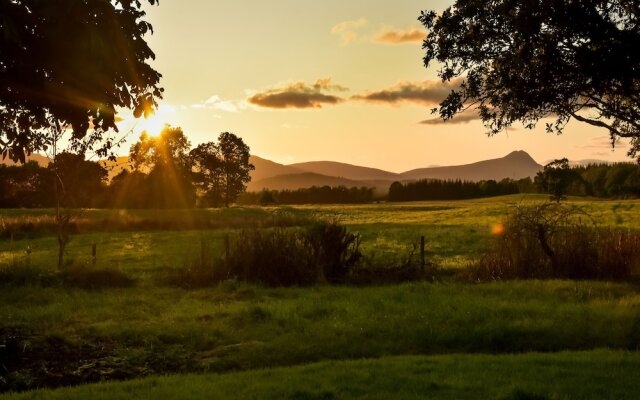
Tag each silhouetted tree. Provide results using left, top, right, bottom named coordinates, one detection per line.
left=217, top=133, right=254, bottom=207
left=48, top=153, right=108, bottom=208
left=535, top=159, right=579, bottom=202
left=189, top=142, right=224, bottom=207
left=129, top=126, right=195, bottom=208
left=0, top=0, right=162, bottom=267
left=420, top=1, right=640, bottom=161
left=0, top=162, right=52, bottom=207
left=0, top=0, right=162, bottom=163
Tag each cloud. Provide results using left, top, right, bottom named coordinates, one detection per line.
left=331, top=18, right=368, bottom=45
left=373, top=27, right=425, bottom=44
left=579, top=136, right=629, bottom=150
left=247, top=78, right=347, bottom=109
left=190, top=95, right=246, bottom=112
left=352, top=78, right=463, bottom=107
left=420, top=111, right=481, bottom=125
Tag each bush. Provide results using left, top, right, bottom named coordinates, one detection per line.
left=169, top=221, right=363, bottom=288
left=463, top=202, right=640, bottom=282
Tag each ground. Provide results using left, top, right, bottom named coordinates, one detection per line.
left=1, top=195, right=639, bottom=398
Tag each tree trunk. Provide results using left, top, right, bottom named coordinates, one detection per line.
left=536, top=223, right=559, bottom=275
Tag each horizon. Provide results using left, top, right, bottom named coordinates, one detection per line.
left=105, top=0, right=632, bottom=171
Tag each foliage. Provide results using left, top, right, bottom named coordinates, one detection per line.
left=534, top=159, right=580, bottom=202
left=239, top=186, right=375, bottom=205
left=218, top=221, right=361, bottom=286
left=388, top=178, right=520, bottom=201
left=420, top=1, right=640, bottom=161
left=190, top=133, right=254, bottom=208
left=463, top=202, right=640, bottom=281
left=218, top=132, right=255, bottom=207
left=128, top=125, right=196, bottom=208
left=190, top=142, right=225, bottom=207
left=0, top=0, right=162, bottom=162
left=48, top=153, right=108, bottom=208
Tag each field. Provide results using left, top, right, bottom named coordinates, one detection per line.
left=1, top=195, right=640, bottom=398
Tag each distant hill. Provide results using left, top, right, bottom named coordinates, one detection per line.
left=0, top=153, right=50, bottom=167
left=289, top=161, right=400, bottom=181
left=248, top=172, right=377, bottom=192
left=249, top=155, right=302, bottom=182
left=2, top=150, right=547, bottom=195
left=100, top=157, right=132, bottom=180
left=400, top=151, right=542, bottom=181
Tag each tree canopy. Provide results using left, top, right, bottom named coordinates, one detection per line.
left=420, top=0, right=640, bottom=160
left=190, top=132, right=254, bottom=207
left=0, top=0, right=162, bottom=162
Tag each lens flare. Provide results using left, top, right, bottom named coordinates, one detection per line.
left=492, top=223, right=505, bottom=236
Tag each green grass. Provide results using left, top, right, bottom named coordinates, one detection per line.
left=3, top=350, right=639, bottom=400
left=2, top=196, right=640, bottom=395
left=1, top=281, right=639, bottom=391
left=3, top=196, right=639, bottom=273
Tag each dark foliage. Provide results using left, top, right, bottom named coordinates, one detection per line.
left=0, top=0, right=162, bottom=162
left=190, top=132, right=254, bottom=207
left=239, top=186, right=375, bottom=205
left=534, top=159, right=581, bottom=202
left=420, top=1, right=640, bottom=161
left=463, top=203, right=640, bottom=281
left=388, top=178, right=520, bottom=201
left=169, top=222, right=363, bottom=288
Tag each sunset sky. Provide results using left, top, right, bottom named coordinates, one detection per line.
left=116, top=0, right=631, bottom=172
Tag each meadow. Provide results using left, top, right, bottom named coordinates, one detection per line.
left=1, top=195, right=640, bottom=398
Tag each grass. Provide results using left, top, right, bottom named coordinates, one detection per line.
left=3, top=350, right=639, bottom=400
left=1, top=281, right=639, bottom=391
left=2, top=195, right=640, bottom=395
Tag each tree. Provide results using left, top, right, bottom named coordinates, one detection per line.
left=217, top=133, right=255, bottom=207
left=190, top=142, right=225, bottom=207
left=48, top=152, right=108, bottom=208
left=0, top=0, right=162, bottom=267
left=0, top=0, right=162, bottom=163
left=420, top=1, right=640, bottom=161
left=129, top=126, right=195, bottom=208
left=535, top=159, right=578, bottom=202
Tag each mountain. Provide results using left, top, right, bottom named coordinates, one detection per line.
left=2, top=150, right=545, bottom=194
left=400, top=151, right=542, bottom=181
left=288, top=161, right=400, bottom=181
left=248, top=172, right=366, bottom=192
left=0, top=153, right=50, bottom=167
left=249, top=155, right=302, bottom=182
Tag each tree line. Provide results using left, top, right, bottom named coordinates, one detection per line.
left=0, top=126, right=254, bottom=209
left=535, top=159, right=640, bottom=200
left=388, top=178, right=524, bottom=202
left=388, top=162, right=640, bottom=203
left=238, top=186, right=375, bottom=205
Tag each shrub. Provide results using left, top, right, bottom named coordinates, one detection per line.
left=222, top=227, right=321, bottom=287
left=463, top=202, right=640, bottom=282
left=306, top=221, right=362, bottom=283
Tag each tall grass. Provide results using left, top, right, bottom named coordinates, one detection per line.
left=463, top=202, right=640, bottom=281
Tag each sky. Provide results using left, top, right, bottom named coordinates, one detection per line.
left=115, top=0, right=632, bottom=172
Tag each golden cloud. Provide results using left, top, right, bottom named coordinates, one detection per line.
left=352, top=78, right=463, bottom=106
left=373, top=27, right=425, bottom=44
left=247, top=78, right=347, bottom=109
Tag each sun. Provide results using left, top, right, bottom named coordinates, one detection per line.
left=138, top=113, right=167, bottom=137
